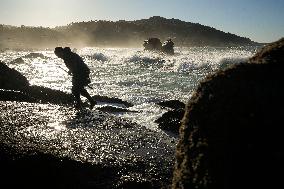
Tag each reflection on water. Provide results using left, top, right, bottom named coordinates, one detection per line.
left=0, top=47, right=258, bottom=129
left=0, top=47, right=258, bottom=184
left=0, top=101, right=175, bottom=166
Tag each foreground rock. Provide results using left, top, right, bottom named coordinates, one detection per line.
left=0, top=102, right=176, bottom=188
left=172, top=38, right=284, bottom=189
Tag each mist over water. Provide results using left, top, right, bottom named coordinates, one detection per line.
left=0, top=46, right=258, bottom=130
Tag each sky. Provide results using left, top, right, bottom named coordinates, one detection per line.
left=0, top=0, right=283, bottom=43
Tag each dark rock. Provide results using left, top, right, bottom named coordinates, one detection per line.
left=143, top=38, right=175, bottom=55
left=0, top=144, right=118, bottom=189
left=0, top=89, right=36, bottom=102
left=249, top=37, right=284, bottom=64
left=0, top=61, right=73, bottom=104
left=24, top=85, right=74, bottom=104
left=0, top=61, right=30, bottom=90
left=23, top=52, right=46, bottom=59
left=9, top=57, right=25, bottom=64
left=155, top=100, right=185, bottom=135
left=0, top=62, right=134, bottom=108
left=161, top=39, right=175, bottom=55
left=157, top=100, right=185, bottom=110
left=155, top=108, right=185, bottom=135
left=143, top=38, right=162, bottom=51
left=92, top=95, right=133, bottom=107
left=96, top=106, right=136, bottom=113
left=172, top=38, right=284, bottom=189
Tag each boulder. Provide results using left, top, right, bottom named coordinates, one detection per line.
left=155, top=108, right=184, bottom=135
left=157, top=100, right=185, bottom=109
left=143, top=38, right=175, bottom=55
left=143, top=38, right=162, bottom=51
left=155, top=100, right=185, bottom=135
left=172, top=38, right=284, bottom=189
left=0, top=61, right=30, bottom=90
left=162, top=39, right=175, bottom=55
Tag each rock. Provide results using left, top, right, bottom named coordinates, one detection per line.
left=0, top=61, right=30, bottom=90
left=0, top=61, right=74, bottom=105
left=143, top=38, right=175, bottom=55
left=92, top=95, right=133, bottom=108
left=143, top=38, right=162, bottom=51
left=249, top=37, right=284, bottom=64
left=25, top=85, right=74, bottom=104
left=23, top=52, right=46, bottom=59
left=161, top=39, right=175, bottom=55
left=172, top=38, right=284, bottom=189
left=9, top=57, right=25, bottom=64
left=155, top=100, right=185, bottom=135
left=0, top=62, right=134, bottom=108
left=0, top=144, right=117, bottom=189
left=155, top=108, right=184, bottom=135
left=157, top=100, right=185, bottom=110
left=0, top=89, right=35, bottom=102
left=96, top=106, right=137, bottom=113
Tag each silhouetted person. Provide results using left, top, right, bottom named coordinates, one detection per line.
left=54, top=47, right=96, bottom=109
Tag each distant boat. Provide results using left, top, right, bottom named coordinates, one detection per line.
left=143, top=38, right=174, bottom=55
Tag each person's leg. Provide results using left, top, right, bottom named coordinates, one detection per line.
left=72, top=79, right=83, bottom=109
left=81, top=88, right=97, bottom=109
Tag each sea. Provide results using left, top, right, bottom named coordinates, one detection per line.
left=0, top=46, right=259, bottom=131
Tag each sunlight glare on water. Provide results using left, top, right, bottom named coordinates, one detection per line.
left=0, top=46, right=258, bottom=129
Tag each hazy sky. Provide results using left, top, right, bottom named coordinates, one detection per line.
left=0, top=0, right=283, bottom=43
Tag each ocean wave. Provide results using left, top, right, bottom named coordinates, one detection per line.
left=127, top=54, right=165, bottom=65
left=217, top=57, right=249, bottom=70
left=86, top=52, right=109, bottom=62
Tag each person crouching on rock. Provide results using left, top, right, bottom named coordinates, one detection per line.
left=54, top=47, right=97, bottom=109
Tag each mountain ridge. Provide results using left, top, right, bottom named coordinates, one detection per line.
left=0, top=16, right=258, bottom=50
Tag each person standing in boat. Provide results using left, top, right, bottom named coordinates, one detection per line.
left=54, top=47, right=96, bottom=109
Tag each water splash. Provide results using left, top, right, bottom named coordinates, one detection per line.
left=0, top=46, right=258, bottom=129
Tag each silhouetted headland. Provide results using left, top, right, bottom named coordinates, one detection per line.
left=0, top=16, right=258, bottom=50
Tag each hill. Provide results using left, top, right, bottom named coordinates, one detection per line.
left=0, top=16, right=257, bottom=50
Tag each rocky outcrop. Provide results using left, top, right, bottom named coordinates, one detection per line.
left=0, top=61, right=30, bottom=90
left=157, top=100, right=185, bottom=110
left=155, top=100, right=185, bottom=135
left=143, top=38, right=175, bottom=55
left=155, top=108, right=184, bottom=135
left=172, top=38, right=284, bottom=189
left=0, top=62, right=134, bottom=111
left=92, top=95, right=133, bottom=108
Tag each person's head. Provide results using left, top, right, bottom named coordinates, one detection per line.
left=54, top=47, right=64, bottom=58
left=63, top=47, right=71, bottom=54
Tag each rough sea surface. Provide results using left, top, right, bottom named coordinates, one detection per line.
left=0, top=46, right=258, bottom=130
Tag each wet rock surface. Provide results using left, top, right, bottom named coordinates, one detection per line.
left=143, top=38, right=175, bottom=55
left=155, top=108, right=184, bottom=136
left=172, top=38, right=284, bottom=189
left=156, top=100, right=185, bottom=110
left=0, top=61, right=30, bottom=90
left=155, top=100, right=185, bottom=135
left=0, top=101, right=176, bottom=188
left=0, top=61, right=136, bottom=112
